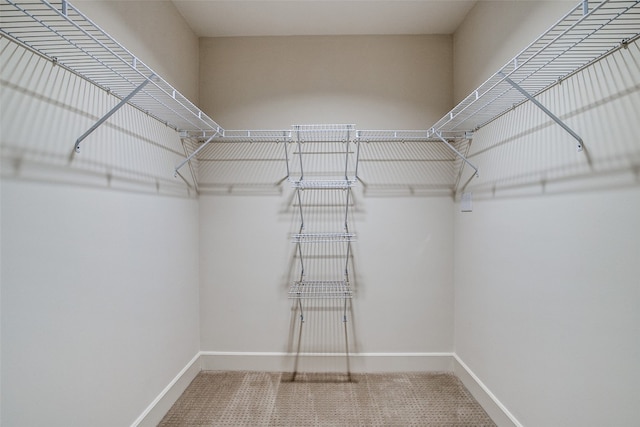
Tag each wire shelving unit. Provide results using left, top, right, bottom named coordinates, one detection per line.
left=427, top=0, right=640, bottom=148
left=283, top=124, right=358, bottom=327
left=2, top=0, right=639, bottom=182
left=0, top=0, right=222, bottom=153
left=289, top=281, right=353, bottom=299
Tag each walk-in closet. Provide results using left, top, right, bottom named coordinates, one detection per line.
left=1, top=1, right=639, bottom=426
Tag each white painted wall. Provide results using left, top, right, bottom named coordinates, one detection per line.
left=453, top=2, right=640, bottom=426
left=198, top=35, right=456, bottom=368
left=1, top=2, right=200, bottom=426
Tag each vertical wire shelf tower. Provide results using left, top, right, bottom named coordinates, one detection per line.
left=285, top=124, right=360, bottom=372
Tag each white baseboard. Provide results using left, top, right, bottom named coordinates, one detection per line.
left=200, top=351, right=454, bottom=373
left=132, top=352, right=201, bottom=427
left=453, top=354, right=522, bottom=427
left=131, top=351, right=519, bottom=427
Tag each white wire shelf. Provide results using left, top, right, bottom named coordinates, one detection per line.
left=0, top=0, right=222, bottom=136
left=292, top=124, right=355, bottom=142
left=2, top=0, right=638, bottom=173
left=212, top=129, right=293, bottom=142
left=356, top=130, right=452, bottom=143
left=289, top=178, right=357, bottom=189
left=429, top=0, right=640, bottom=138
left=289, top=281, right=353, bottom=299
left=292, top=232, right=356, bottom=243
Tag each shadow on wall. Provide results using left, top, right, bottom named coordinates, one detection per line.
left=196, top=137, right=465, bottom=198
left=196, top=140, right=287, bottom=196
left=281, top=140, right=360, bottom=377
left=0, top=39, right=197, bottom=198
left=358, top=139, right=462, bottom=198
left=456, top=41, right=640, bottom=201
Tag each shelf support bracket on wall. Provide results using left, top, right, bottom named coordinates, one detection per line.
left=174, top=131, right=220, bottom=177
left=73, top=75, right=154, bottom=153
left=435, top=132, right=479, bottom=178
left=498, top=72, right=585, bottom=153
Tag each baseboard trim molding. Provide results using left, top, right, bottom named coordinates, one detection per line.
left=131, top=351, right=520, bottom=427
left=453, top=354, right=522, bottom=427
left=132, top=352, right=201, bottom=427
left=200, top=351, right=454, bottom=373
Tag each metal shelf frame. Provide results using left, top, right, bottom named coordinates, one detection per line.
left=427, top=0, right=640, bottom=149
left=0, top=0, right=222, bottom=154
left=285, top=124, right=358, bottom=328
left=2, top=0, right=639, bottom=181
left=292, top=233, right=357, bottom=243
left=289, top=281, right=353, bottom=299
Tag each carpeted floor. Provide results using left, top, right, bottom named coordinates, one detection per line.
left=159, top=371, right=496, bottom=426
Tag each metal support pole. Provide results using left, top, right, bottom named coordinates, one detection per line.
left=343, top=189, right=351, bottom=232
left=344, top=243, right=351, bottom=281
left=344, top=132, right=350, bottom=181
left=435, top=133, right=479, bottom=178
left=174, top=131, right=219, bottom=176
left=296, top=188, right=305, bottom=230
left=296, top=126, right=304, bottom=180
left=74, top=75, right=153, bottom=153
left=283, top=137, right=291, bottom=179
left=297, top=241, right=305, bottom=280
left=343, top=297, right=348, bottom=323
left=354, top=139, right=361, bottom=180
left=343, top=298, right=351, bottom=381
left=499, top=72, right=585, bottom=152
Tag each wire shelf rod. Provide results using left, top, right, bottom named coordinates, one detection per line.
left=291, top=233, right=356, bottom=243
left=289, top=179, right=357, bottom=189
left=288, top=281, right=353, bottom=299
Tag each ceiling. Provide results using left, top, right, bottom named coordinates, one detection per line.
left=170, top=0, right=478, bottom=38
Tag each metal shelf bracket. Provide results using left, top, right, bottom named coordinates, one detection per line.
left=74, top=74, right=154, bottom=153
left=435, top=132, right=479, bottom=178
left=174, top=130, right=221, bottom=177
left=498, top=72, right=585, bottom=153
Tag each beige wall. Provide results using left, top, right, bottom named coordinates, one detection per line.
left=1, top=2, right=200, bottom=426
left=453, top=1, right=572, bottom=103
left=198, top=35, right=456, bottom=361
left=76, top=0, right=200, bottom=102
left=199, top=35, right=453, bottom=129
left=6, top=0, right=639, bottom=424
left=199, top=190, right=455, bottom=360
left=452, top=2, right=640, bottom=426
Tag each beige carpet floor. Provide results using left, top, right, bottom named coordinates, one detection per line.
left=159, top=371, right=496, bottom=426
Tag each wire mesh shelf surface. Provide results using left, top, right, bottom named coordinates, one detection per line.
left=356, top=130, right=446, bottom=143
left=2, top=0, right=638, bottom=171
left=430, top=0, right=640, bottom=137
left=292, top=124, right=355, bottom=143
left=0, top=0, right=222, bottom=135
left=292, top=233, right=356, bottom=243
left=289, top=281, right=353, bottom=299
left=289, top=178, right=358, bottom=189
